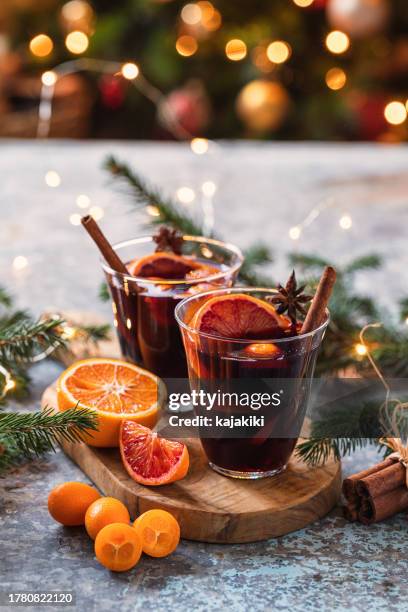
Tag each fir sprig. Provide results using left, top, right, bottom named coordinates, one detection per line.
left=0, top=315, right=65, bottom=364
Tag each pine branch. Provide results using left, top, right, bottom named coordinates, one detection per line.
left=0, top=407, right=97, bottom=466
left=0, top=316, right=65, bottom=364
left=400, top=297, right=408, bottom=322
left=77, top=323, right=111, bottom=343
left=0, top=286, right=12, bottom=309
left=344, top=254, right=382, bottom=274
left=99, top=282, right=110, bottom=302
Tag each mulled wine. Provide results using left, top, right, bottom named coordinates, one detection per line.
left=175, top=288, right=329, bottom=479
left=102, top=236, right=243, bottom=378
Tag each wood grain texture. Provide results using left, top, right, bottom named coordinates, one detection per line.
left=42, top=384, right=341, bottom=544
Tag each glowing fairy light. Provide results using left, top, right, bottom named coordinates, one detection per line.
left=126, top=318, right=132, bottom=330
left=146, top=205, right=160, bottom=217
left=289, top=226, right=302, bottom=240
left=325, top=67, right=347, bottom=91
left=325, top=31, right=350, bottom=54
left=62, top=1, right=90, bottom=21
left=62, top=325, right=76, bottom=340
left=225, top=39, right=247, bottom=62
left=384, top=101, right=407, bottom=126
left=405, top=317, right=408, bottom=326
left=29, top=34, right=53, bottom=58
left=266, top=41, right=291, bottom=64
left=176, top=35, right=198, bottom=57
left=4, top=378, right=16, bottom=393
left=176, top=187, right=195, bottom=204
left=76, top=194, right=90, bottom=208
left=121, top=62, right=139, bottom=80
left=89, top=206, right=104, bottom=220
left=13, top=256, right=28, bottom=271
left=45, top=170, right=61, bottom=187
left=181, top=3, right=202, bottom=25
left=65, top=31, right=89, bottom=54
left=191, top=138, right=209, bottom=154
left=293, top=0, right=314, bottom=6
left=339, top=214, right=352, bottom=230
left=355, top=343, right=368, bottom=356
left=69, top=213, right=82, bottom=225
left=41, top=71, right=57, bottom=87
left=202, top=180, right=217, bottom=197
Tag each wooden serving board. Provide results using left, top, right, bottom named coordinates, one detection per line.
left=42, top=382, right=341, bottom=544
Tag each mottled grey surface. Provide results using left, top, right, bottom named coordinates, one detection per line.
left=1, top=141, right=408, bottom=612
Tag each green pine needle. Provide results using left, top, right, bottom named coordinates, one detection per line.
left=0, top=286, right=12, bottom=309
left=78, top=323, right=111, bottom=343
left=0, top=315, right=65, bottom=364
left=99, top=282, right=110, bottom=302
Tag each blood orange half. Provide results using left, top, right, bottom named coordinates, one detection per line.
left=120, top=421, right=189, bottom=486
left=128, top=252, right=217, bottom=281
left=191, top=293, right=290, bottom=339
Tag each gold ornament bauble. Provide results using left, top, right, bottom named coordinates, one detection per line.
left=236, top=80, right=289, bottom=132
left=327, top=0, right=389, bottom=39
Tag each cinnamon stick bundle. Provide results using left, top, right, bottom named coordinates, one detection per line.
left=342, top=458, right=408, bottom=525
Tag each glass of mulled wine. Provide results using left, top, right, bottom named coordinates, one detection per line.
left=175, top=287, right=329, bottom=479
left=101, top=236, right=243, bottom=378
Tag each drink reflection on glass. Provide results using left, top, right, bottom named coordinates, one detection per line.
left=175, top=287, right=329, bottom=479
left=102, top=236, right=243, bottom=378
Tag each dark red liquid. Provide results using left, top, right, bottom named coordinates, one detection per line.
left=106, top=259, right=229, bottom=378
left=186, top=332, right=319, bottom=475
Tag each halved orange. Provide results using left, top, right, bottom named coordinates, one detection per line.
left=120, top=421, right=189, bottom=486
left=191, top=293, right=290, bottom=339
left=128, top=252, right=218, bottom=281
left=57, top=358, right=166, bottom=447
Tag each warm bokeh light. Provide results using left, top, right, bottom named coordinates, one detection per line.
left=293, top=0, right=314, bottom=6
left=45, top=170, right=61, bottom=187
left=325, top=31, right=350, bottom=54
left=13, top=256, right=28, bottom=271
left=339, top=214, right=352, bottom=229
left=176, top=35, right=198, bottom=57
left=384, top=101, right=407, bottom=125
left=266, top=41, right=291, bottom=64
left=191, top=138, right=209, bottom=154
left=76, top=194, right=90, bottom=208
left=29, top=34, right=53, bottom=58
left=41, top=71, right=57, bottom=87
left=199, top=1, right=221, bottom=31
left=181, top=3, right=202, bottom=25
left=65, top=30, right=89, bottom=54
left=121, top=62, right=139, bottom=80
left=202, top=180, right=217, bottom=197
left=69, top=213, right=82, bottom=226
left=176, top=186, right=195, bottom=203
left=62, top=0, right=89, bottom=21
left=252, top=46, right=274, bottom=73
left=225, top=39, right=247, bottom=61
left=146, top=205, right=160, bottom=217
left=89, top=206, right=104, bottom=220
left=289, top=226, right=301, bottom=240
left=325, top=67, right=347, bottom=90
left=355, top=343, right=368, bottom=356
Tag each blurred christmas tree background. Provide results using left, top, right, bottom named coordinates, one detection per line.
left=0, top=0, right=407, bottom=141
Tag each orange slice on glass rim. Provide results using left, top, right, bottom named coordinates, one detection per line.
left=120, top=421, right=189, bottom=486
left=57, top=358, right=165, bottom=447
left=127, top=252, right=218, bottom=281
left=191, top=293, right=290, bottom=339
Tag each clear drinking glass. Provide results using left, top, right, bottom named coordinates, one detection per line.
left=175, top=287, right=329, bottom=479
left=101, top=235, right=243, bottom=378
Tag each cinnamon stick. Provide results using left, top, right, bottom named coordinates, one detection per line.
left=81, top=215, right=129, bottom=275
left=343, top=501, right=359, bottom=522
left=342, top=458, right=395, bottom=503
left=356, top=461, right=406, bottom=499
left=301, top=266, right=336, bottom=334
left=359, top=487, right=408, bottom=525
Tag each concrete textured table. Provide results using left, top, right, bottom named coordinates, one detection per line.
left=1, top=141, right=408, bottom=612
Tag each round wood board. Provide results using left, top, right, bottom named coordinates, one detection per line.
left=42, top=383, right=341, bottom=544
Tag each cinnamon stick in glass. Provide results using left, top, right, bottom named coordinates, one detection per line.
left=81, top=215, right=129, bottom=275
left=301, top=266, right=336, bottom=334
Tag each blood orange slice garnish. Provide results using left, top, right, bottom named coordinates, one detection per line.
left=120, top=421, right=189, bottom=486
left=191, top=294, right=290, bottom=340
left=57, top=358, right=165, bottom=448
left=128, top=252, right=196, bottom=280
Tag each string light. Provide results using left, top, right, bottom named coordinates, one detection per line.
left=202, top=180, right=217, bottom=197
left=29, top=34, right=54, bottom=58
left=69, top=213, right=82, bottom=225
left=176, top=187, right=195, bottom=203
left=176, top=35, right=198, bottom=57
left=405, top=317, right=408, bottom=326
left=4, top=379, right=16, bottom=393
left=65, top=31, right=89, bottom=54
left=121, top=62, right=139, bottom=80
left=89, top=206, right=104, bottom=220
left=198, top=2, right=221, bottom=31
left=146, top=204, right=160, bottom=217
left=225, top=39, right=247, bottom=62
left=325, top=67, right=347, bottom=90
left=0, top=365, right=15, bottom=399
left=293, top=0, right=314, bottom=6
left=61, top=1, right=90, bottom=21
left=266, top=41, right=291, bottom=64
left=181, top=3, right=202, bottom=25
left=45, top=170, right=61, bottom=187
left=325, top=31, right=350, bottom=54
left=191, top=137, right=209, bottom=154
left=41, top=71, right=58, bottom=87
left=339, top=214, right=352, bottom=230
left=76, top=194, right=90, bottom=208
left=355, top=343, right=368, bottom=356
left=289, top=226, right=302, bottom=240
left=12, top=256, right=28, bottom=271
left=384, top=101, right=407, bottom=126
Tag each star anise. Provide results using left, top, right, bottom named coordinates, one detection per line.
left=153, top=226, right=183, bottom=255
left=267, top=270, right=313, bottom=327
